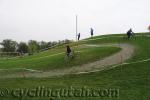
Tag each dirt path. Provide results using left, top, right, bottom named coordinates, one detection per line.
left=2, top=43, right=135, bottom=78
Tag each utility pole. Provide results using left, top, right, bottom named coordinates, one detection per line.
left=76, top=15, right=78, bottom=41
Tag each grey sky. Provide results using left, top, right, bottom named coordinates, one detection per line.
left=0, top=0, right=150, bottom=42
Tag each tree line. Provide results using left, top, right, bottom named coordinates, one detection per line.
left=0, top=39, right=71, bottom=55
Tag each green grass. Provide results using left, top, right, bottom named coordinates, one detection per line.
left=0, top=46, right=120, bottom=70
left=1, top=61, right=150, bottom=100
left=0, top=33, right=150, bottom=100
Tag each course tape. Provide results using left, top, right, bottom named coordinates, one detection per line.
left=0, top=68, right=43, bottom=73
left=0, top=58, right=150, bottom=74
left=77, top=58, right=150, bottom=74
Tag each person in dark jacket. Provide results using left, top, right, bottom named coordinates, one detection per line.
left=90, top=28, right=94, bottom=37
left=77, top=33, right=80, bottom=41
left=66, top=45, right=72, bottom=57
left=127, top=28, right=134, bottom=39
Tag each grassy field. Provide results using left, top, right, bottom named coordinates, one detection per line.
left=0, top=33, right=150, bottom=100
left=0, top=46, right=120, bottom=70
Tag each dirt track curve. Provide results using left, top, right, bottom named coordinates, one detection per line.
left=1, top=43, right=135, bottom=78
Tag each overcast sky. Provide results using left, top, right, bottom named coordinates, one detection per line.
left=0, top=0, right=150, bottom=42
